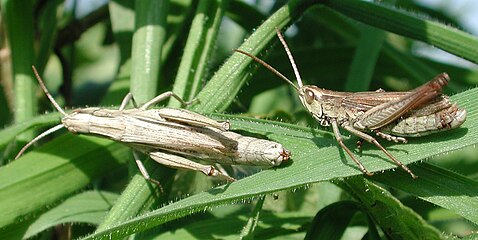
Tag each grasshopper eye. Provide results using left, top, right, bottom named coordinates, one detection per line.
left=305, top=89, right=315, bottom=104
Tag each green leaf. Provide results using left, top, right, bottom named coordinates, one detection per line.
left=1, top=0, right=37, bottom=141
left=0, top=135, right=129, bottom=227
left=240, top=196, right=265, bottom=239
left=345, top=26, right=385, bottom=92
left=324, top=0, right=478, bottom=64
left=23, top=191, right=118, bottom=239
left=130, top=0, right=169, bottom=103
left=0, top=112, right=60, bottom=150
left=305, top=201, right=362, bottom=240
left=374, top=163, right=478, bottom=225
left=341, top=177, right=442, bottom=239
left=169, top=0, right=227, bottom=107
left=191, top=0, right=317, bottom=113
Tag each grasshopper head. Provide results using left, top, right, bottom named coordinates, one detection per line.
left=62, top=111, right=92, bottom=134
left=61, top=107, right=105, bottom=134
left=298, top=85, right=324, bottom=120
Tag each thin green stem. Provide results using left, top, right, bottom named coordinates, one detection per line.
left=2, top=0, right=37, bottom=141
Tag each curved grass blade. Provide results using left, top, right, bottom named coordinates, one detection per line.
left=0, top=135, right=129, bottom=227
left=191, top=0, right=317, bottom=113
left=0, top=112, right=60, bottom=150
left=324, top=0, right=478, bottom=64
left=23, top=191, right=118, bottom=239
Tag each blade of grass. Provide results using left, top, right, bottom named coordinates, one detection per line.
left=239, top=196, right=265, bottom=239
left=324, top=0, right=478, bottom=64
left=373, top=163, right=478, bottom=226
left=0, top=134, right=130, bottom=228
left=36, top=0, right=59, bottom=74
left=169, top=0, right=227, bottom=107
left=340, top=177, right=442, bottom=239
left=130, top=0, right=168, bottom=104
left=191, top=0, right=317, bottom=113
left=22, top=191, right=118, bottom=239
left=96, top=0, right=172, bottom=232
left=0, top=112, right=60, bottom=149
left=1, top=0, right=37, bottom=141
left=344, top=25, right=385, bottom=92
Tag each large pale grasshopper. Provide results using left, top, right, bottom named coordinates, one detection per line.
left=235, top=29, right=466, bottom=179
left=16, top=66, right=291, bottom=190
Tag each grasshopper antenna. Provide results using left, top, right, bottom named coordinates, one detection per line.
left=15, top=66, right=67, bottom=159
left=15, top=124, right=64, bottom=159
left=274, top=28, right=304, bottom=89
left=233, top=28, right=304, bottom=90
left=233, top=49, right=299, bottom=91
left=32, top=66, right=67, bottom=116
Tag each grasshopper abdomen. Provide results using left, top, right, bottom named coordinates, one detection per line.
left=380, top=104, right=466, bottom=137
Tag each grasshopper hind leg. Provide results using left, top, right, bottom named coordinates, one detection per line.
left=342, top=125, right=417, bottom=179
left=149, top=151, right=236, bottom=182
left=374, top=131, right=407, bottom=143
left=331, top=120, right=374, bottom=176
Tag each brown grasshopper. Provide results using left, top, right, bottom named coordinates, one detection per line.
left=16, top=66, right=291, bottom=190
left=235, top=29, right=466, bottom=179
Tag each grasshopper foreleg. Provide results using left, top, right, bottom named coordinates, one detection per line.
left=342, top=125, right=417, bottom=179
left=331, top=120, right=373, bottom=176
left=120, top=92, right=195, bottom=110
left=119, top=93, right=138, bottom=110
left=140, top=91, right=196, bottom=110
left=133, top=151, right=164, bottom=192
left=149, top=151, right=236, bottom=182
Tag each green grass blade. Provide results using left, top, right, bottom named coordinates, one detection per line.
left=1, top=0, right=37, bottom=141
left=169, top=0, right=227, bottom=108
left=374, top=163, right=478, bottom=224
left=240, top=196, right=265, bottom=239
left=325, top=0, right=478, bottom=64
left=22, top=191, right=118, bottom=239
left=191, top=0, right=317, bottom=113
left=341, top=177, right=442, bottom=239
left=0, top=135, right=129, bottom=228
left=345, top=26, right=385, bottom=92
left=0, top=112, right=60, bottom=149
left=36, top=0, right=58, bottom=73
left=96, top=0, right=172, bottom=231
left=130, top=0, right=169, bottom=104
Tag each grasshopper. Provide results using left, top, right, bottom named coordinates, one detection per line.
left=16, top=66, right=291, bottom=190
left=235, top=29, right=466, bottom=179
